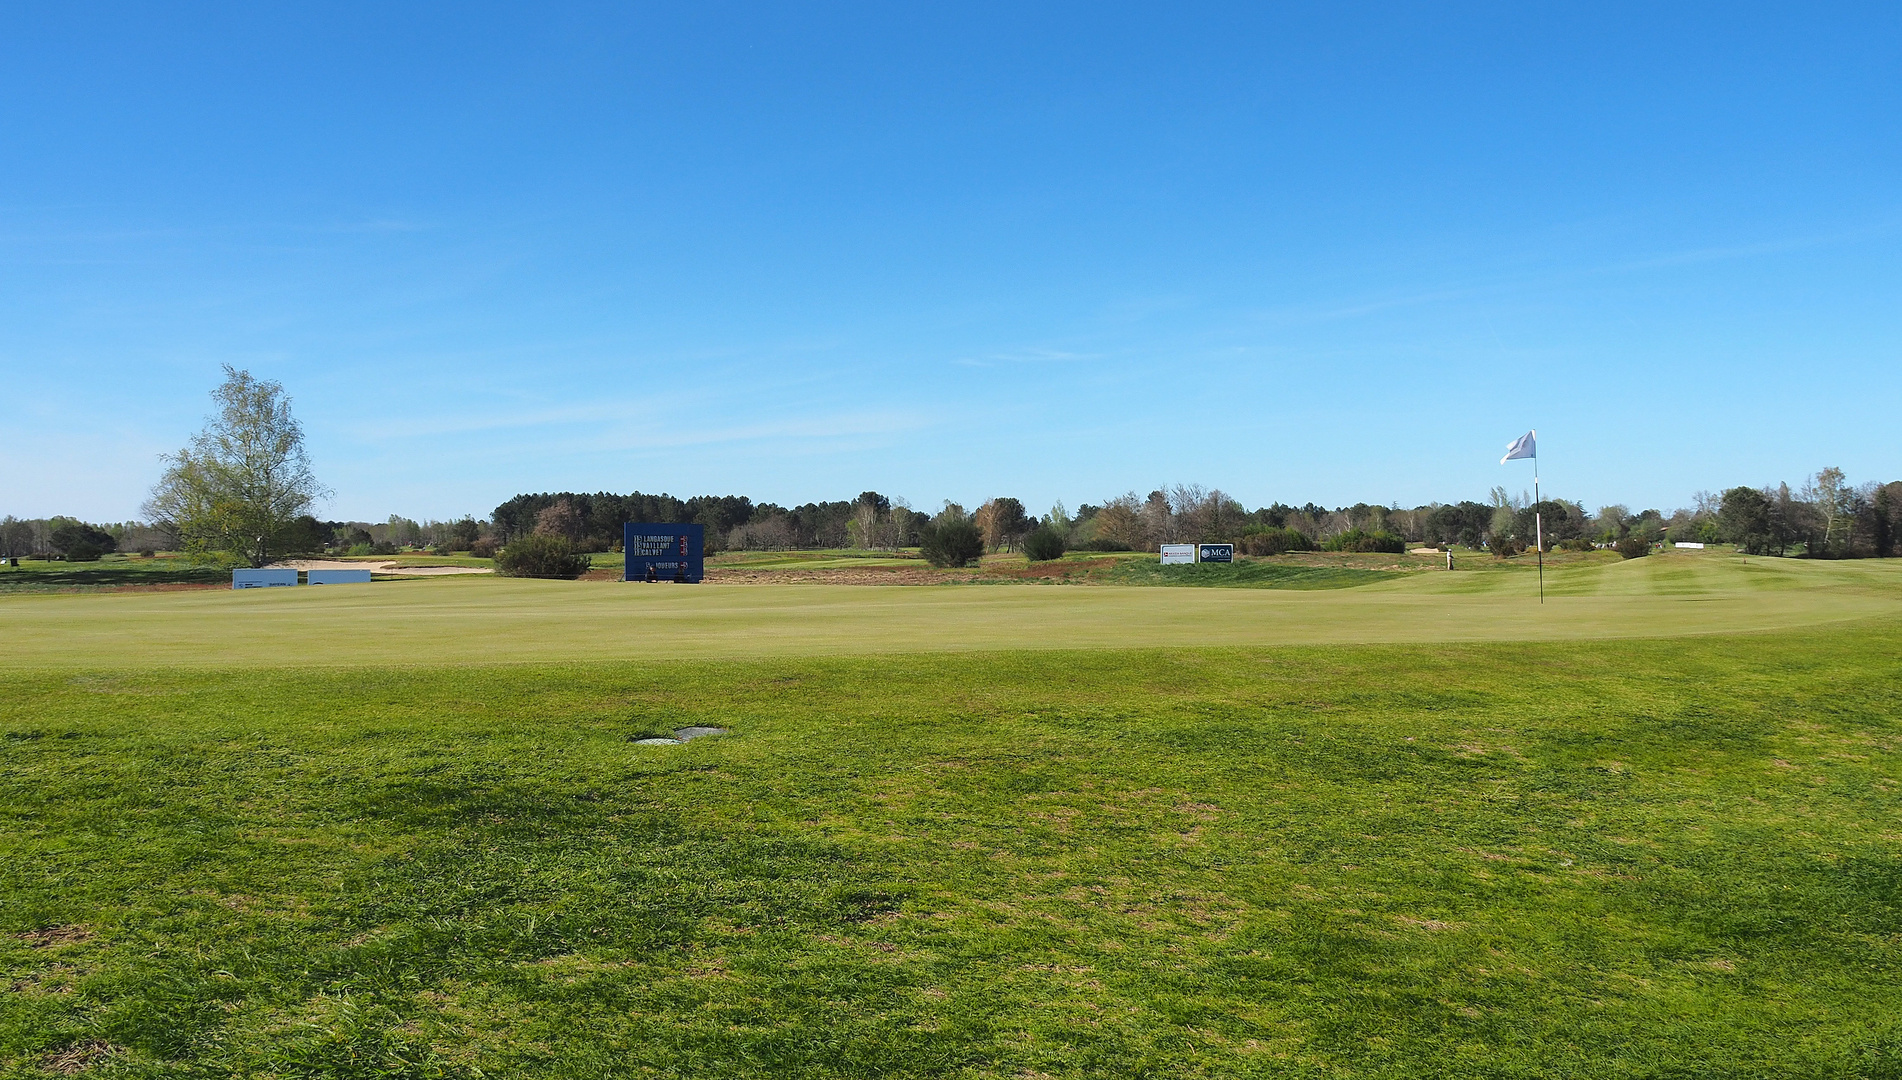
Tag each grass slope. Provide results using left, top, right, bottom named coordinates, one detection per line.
left=1102, top=558, right=1396, bottom=589
left=1, top=551, right=1898, bottom=669
left=3, top=630, right=1901, bottom=1077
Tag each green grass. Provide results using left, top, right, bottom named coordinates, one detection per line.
left=0, top=558, right=226, bottom=594
left=1102, top=557, right=1398, bottom=589
left=4, top=629, right=1902, bottom=1077
left=711, top=549, right=930, bottom=570
left=3, top=555, right=1902, bottom=1076
left=2, top=550, right=1897, bottom=669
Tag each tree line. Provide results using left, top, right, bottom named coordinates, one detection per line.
left=480, top=472, right=1902, bottom=564
left=13, top=474, right=1897, bottom=568
left=7, top=368, right=1898, bottom=567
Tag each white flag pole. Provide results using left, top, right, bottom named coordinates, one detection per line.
left=1533, top=433, right=1543, bottom=605
left=1501, top=429, right=1542, bottom=604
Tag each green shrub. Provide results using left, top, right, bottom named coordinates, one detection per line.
left=50, top=523, right=116, bottom=562
left=1239, top=526, right=1313, bottom=555
left=494, top=534, right=592, bottom=579
left=1023, top=525, right=1067, bottom=562
left=1078, top=538, right=1132, bottom=552
left=1491, top=537, right=1524, bottom=559
left=1321, top=529, right=1405, bottom=554
left=470, top=537, right=500, bottom=559
left=1559, top=537, right=1595, bottom=553
left=920, top=520, right=984, bottom=568
left=1615, top=535, right=1651, bottom=560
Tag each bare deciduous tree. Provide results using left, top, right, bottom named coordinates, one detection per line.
left=534, top=499, right=585, bottom=542
left=1801, top=467, right=1852, bottom=555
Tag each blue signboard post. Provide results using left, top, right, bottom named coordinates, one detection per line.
left=623, top=523, right=705, bottom=583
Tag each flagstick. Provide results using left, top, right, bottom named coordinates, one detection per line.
left=1534, top=443, right=1543, bottom=605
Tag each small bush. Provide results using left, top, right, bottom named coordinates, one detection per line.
left=470, top=537, right=500, bottom=559
left=920, top=520, right=984, bottom=568
left=494, top=534, right=592, bottom=579
left=1615, top=535, right=1651, bottom=560
left=1239, top=526, right=1313, bottom=555
left=1321, top=529, right=1405, bottom=554
left=1491, top=537, right=1524, bottom=559
left=1023, top=525, right=1067, bottom=562
left=137, top=548, right=156, bottom=558
left=1559, top=537, right=1595, bottom=553
left=1078, top=538, right=1132, bottom=552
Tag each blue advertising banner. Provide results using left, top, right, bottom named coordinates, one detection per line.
left=623, top=523, right=705, bottom=583
left=1197, top=544, right=1235, bottom=563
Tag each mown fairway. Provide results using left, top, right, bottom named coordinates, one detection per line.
left=3, top=555, right=1901, bottom=1077
left=3, top=550, right=1900, bottom=669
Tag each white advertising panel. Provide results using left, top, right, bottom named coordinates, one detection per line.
left=1673, top=542, right=1705, bottom=549
left=232, top=568, right=298, bottom=589
left=1159, top=544, right=1196, bottom=565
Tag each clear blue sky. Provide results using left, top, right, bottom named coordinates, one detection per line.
left=3, top=4, right=1897, bottom=523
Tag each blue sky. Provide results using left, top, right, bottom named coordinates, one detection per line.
left=3, top=4, right=1897, bottom=522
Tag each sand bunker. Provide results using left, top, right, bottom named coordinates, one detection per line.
left=272, top=559, right=492, bottom=577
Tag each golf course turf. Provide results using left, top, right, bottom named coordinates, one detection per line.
left=2, top=551, right=1899, bottom=1077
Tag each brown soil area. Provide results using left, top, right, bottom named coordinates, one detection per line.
left=19, top=925, right=92, bottom=948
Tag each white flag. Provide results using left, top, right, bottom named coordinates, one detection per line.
left=1501, top=430, right=1536, bottom=463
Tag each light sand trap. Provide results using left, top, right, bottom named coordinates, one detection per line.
left=273, top=559, right=492, bottom=577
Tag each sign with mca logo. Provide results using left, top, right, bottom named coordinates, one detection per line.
left=1197, top=544, right=1234, bottom=563
left=622, top=523, right=705, bottom=583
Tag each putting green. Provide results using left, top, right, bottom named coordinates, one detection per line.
left=5, top=549, right=1898, bottom=668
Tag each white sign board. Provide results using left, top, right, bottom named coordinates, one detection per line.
left=233, top=568, right=298, bottom=589
left=1160, top=544, right=1196, bottom=565
left=308, top=569, right=373, bottom=584
left=1673, top=542, right=1705, bottom=549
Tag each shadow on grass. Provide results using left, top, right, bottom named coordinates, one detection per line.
left=0, top=562, right=228, bottom=592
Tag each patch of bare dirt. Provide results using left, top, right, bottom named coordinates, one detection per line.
left=19, top=925, right=91, bottom=948
left=41, top=1040, right=122, bottom=1073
